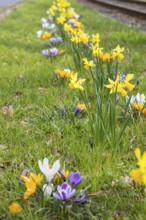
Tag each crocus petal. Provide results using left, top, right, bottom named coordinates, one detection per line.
left=53, top=192, right=61, bottom=200
left=38, top=158, right=50, bottom=178
left=51, top=160, right=60, bottom=177
left=43, top=184, right=53, bottom=197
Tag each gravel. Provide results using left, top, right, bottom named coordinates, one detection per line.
left=76, top=0, right=146, bottom=31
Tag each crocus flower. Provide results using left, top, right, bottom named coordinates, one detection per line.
left=50, top=48, right=59, bottom=56
left=21, top=173, right=43, bottom=199
left=36, top=30, right=43, bottom=38
left=53, top=182, right=76, bottom=201
left=38, top=158, right=60, bottom=183
left=126, top=93, right=146, bottom=111
left=75, top=103, right=86, bottom=115
left=50, top=37, right=57, bottom=43
left=57, top=37, right=63, bottom=43
left=74, top=190, right=86, bottom=203
left=48, top=23, right=56, bottom=30
left=9, top=203, right=22, bottom=214
left=42, top=49, right=49, bottom=57
left=38, top=158, right=60, bottom=197
left=43, top=183, right=54, bottom=197
left=69, top=172, right=84, bottom=187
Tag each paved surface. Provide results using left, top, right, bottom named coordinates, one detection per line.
left=0, top=0, right=22, bottom=8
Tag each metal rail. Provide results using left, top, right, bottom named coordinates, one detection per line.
left=90, top=0, right=146, bottom=17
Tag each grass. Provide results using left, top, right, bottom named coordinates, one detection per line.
left=0, top=0, right=146, bottom=219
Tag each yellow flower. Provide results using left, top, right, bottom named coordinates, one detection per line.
left=105, top=73, right=135, bottom=96
left=132, top=103, right=144, bottom=111
left=118, top=74, right=135, bottom=92
left=130, top=148, right=146, bottom=184
left=58, top=49, right=64, bottom=55
left=54, top=170, right=69, bottom=182
left=77, top=103, right=87, bottom=112
left=71, top=34, right=81, bottom=44
left=91, top=33, right=100, bottom=44
left=41, top=32, right=52, bottom=40
left=91, top=45, right=104, bottom=58
left=29, top=173, right=44, bottom=185
left=69, top=73, right=85, bottom=91
left=111, top=45, right=125, bottom=61
left=83, top=58, right=95, bottom=70
left=21, top=173, right=43, bottom=199
left=54, top=69, right=73, bottom=78
left=64, top=23, right=73, bottom=32
left=9, top=203, right=22, bottom=214
left=143, top=108, right=146, bottom=115
left=57, top=16, right=66, bottom=24
left=100, top=52, right=111, bottom=62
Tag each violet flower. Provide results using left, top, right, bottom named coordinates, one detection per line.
left=42, top=49, right=49, bottom=57
left=75, top=106, right=83, bottom=115
left=74, top=190, right=86, bottom=203
left=57, top=37, right=63, bottom=43
left=50, top=37, right=57, bottom=44
left=50, top=48, right=59, bottom=57
left=53, top=182, right=76, bottom=201
left=69, top=172, right=84, bottom=187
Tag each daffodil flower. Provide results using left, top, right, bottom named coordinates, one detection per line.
left=83, top=58, right=95, bottom=70
left=130, top=148, right=146, bottom=184
left=105, top=73, right=135, bottom=96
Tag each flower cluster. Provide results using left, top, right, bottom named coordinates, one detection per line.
left=127, top=93, right=146, bottom=115
left=9, top=158, right=88, bottom=214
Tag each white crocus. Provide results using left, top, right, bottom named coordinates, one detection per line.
left=36, top=30, right=43, bottom=38
left=43, top=183, right=54, bottom=197
left=38, top=158, right=60, bottom=183
left=135, top=93, right=146, bottom=103
left=41, top=18, right=48, bottom=23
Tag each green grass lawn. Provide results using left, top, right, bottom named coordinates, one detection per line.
left=0, top=0, right=146, bottom=219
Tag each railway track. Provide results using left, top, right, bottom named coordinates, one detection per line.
left=89, top=0, right=146, bottom=18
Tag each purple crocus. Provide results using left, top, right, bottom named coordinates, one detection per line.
left=50, top=48, right=59, bottom=57
left=50, top=37, right=57, bottom=43
left=69, top=172, right=84, bottom=187
left=53, top=182, right=76, bottom=201
left=57, top=37, right=63, bottom=43
left=75, top=106, right=83, bottom=115
left=74, top=190, right=86, bottom=203
left=42, top=49, right=49, bottom=57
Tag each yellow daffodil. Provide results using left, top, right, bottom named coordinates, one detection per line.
left=130, top=148, right=146, bottom=184
left=64, top=23, right=73, bottom=32
left=83, top=58, right=95, bottom=70
left=91, top=45, right=104, bottom=58
left=9, top=202, right=22, bottom=214
left=57, top=16, right=66, bottom=24
left=71, top=34, right=81, bottom=44
left=69, top=73, right=85, bottom=91
left=100, top=52, right=111, bottom=62
left=111, top=45, right=125, bottom=61
left=105, top=73, right=135, bottom=96
left=91, top=33, right=100, bottom=45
